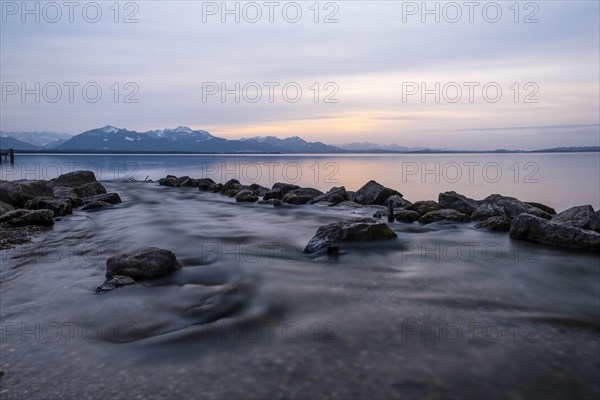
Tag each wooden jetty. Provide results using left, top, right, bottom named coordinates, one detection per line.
left=0, top=148, right=15, bottom=164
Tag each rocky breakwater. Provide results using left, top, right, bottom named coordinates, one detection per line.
left=0, top=170, right=121, bottom=249
left=159, top=174, right=599, bottom=252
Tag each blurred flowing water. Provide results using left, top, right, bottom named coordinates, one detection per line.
left=0, top=154, right=599, bottom=399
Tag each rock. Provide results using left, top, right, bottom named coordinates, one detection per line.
left=386, top=195, right=412, bottom=209
left=551, top=205, right=595, bottom=229
left=395, top=210, right=421, bottom=223
left=410, top=200, right=441, bottom=215
left=347, top=191, right=356, bottom=202
left=526, top=202, right=556, bottom=215
left=353, top=180, right=402, bottom=205
left=73, top=182, right=107, bottom=198
left=52, top=170, right=97, bottom=188
left=81, top=201, right=113, bottom=211
left=304, top=218, right=397, bottom=253
left=0, top=209, right=54, bottom=226
left=419, top=209, right=471, bottom=224
left=589, top=211, right=600, bottom=233
left=235, top=190, right=259, bottom=203
left=83, top=193, right=122, bottom=205
left=175, top=176, right=194, bottom=187
left=249, top=184, right=269, bottom=197
left=208, top=183, right=224, bottom=193
left=510, top=214, right=600, bottom=252
left=309, top=186, right=349, bottom=205
left=336, top=201, right=365, bottom=208
left=53, top=186, right=83, bottom=206
left=0, top=201, right=15, bottom=216
left=525, top=207, right=552, bottom=220
left=438, top=191, right=479, bottom=215
left=0, top=180, right=54, bottom=207
left=96, top=275, right=136, bottom=293
left=106, top=247, right=182, bottom=280
left=25, top=197, right=72, bottom=216
left=258, top=199, right=283, bottom=207
left=197, top=178, right=216, bottom=191
left=219, top=179, right=243, bottom=197
left=263, top=183, right=300, bottom=201
left=159, top=175, right=178, bottom=187
left=282, top=188, right=323, bottom=205
left=474, top=216, right=511, bottom=231
left=471, top=194, right=543, bottom=220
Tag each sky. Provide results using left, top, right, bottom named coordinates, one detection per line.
left=1, top=0, right=599, bottom=150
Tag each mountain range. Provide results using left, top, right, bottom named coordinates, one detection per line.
left=1, top=126, right=598, bottom=153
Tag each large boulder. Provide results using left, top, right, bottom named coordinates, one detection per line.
left=176, top=176, right=198, bottom=187
left=0, top=209, right=54, bottom=226
left=197, top=178, right=216, bottom=191
left=353, top=180, right=402, bottom=205
left=106, top=247, right=182, bottom=280
left=263, top=183, right=300, bottom=201
left=73, top=182, right=107, bottom=198
left=471, top=194, right=544, bottom=220
left=51, top=171, right=97, bottom=188
left=551, top=205, right=595, bottom=229
left=438, top=191, right=479, bottom=215
left=25, top=197, right=72, bottom=216
left=474, top=216, right=511, bottom=231
left=419, top=209, right=471, bottom=224
left=410, top=200, right=441, bottom=216
left=589, top=211, right=600, bottom=233
left=282, top=188, right=323, bottom=205
left=304, top=218, right=397, bottom=253
left=309, top=186, right=349, bottom=205
left=510, top=213, right=600, bottom=252
left=0, top=180, right=54, bottom=207
left=96, top=275, right=136, bottom=293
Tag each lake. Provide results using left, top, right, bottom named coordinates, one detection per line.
left=1, top=153, right=599, bottom=399
left=1, top=152, right=599, bottom=211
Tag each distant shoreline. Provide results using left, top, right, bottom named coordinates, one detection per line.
left=4, top=148, right=600, bottom=156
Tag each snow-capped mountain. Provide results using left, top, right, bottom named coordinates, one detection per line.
left=55, top=126, right=342, bottom=153
left=336, top=142, right=435, bottom=152
left=0, top=131, right=73, bottom=147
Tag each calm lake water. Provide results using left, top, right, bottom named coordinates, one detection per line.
left=1, top=153, right=599, bottom=399
left=1, top=152, right=599, bottom=211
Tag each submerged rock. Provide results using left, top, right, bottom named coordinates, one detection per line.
left=0, top=209, right=54, bottom=226
left=354, top=180, right=402, bottom=205
left=82, top=201, right=113, bottom=211
left=438, top=191, right=479, bottom=215
left=82, top=193, right=122, bottom=205
left=474, top=216, right=511, bottom=231
left=419, top=209, right=470, bottom=224
left=106, top=247, right=182, bottom=280
left=309, top=186, right=349, bottom=205
left=25, top=197, right=72, bottom=216
left=410, top=200, right=441, bottom=216
left=304, top=218, right=397, bottom=253
left=258, top=198, right=283, bottom=207
left=509, top=213, right=600, bottom=251
left=96, top=275, right=136, bottom=293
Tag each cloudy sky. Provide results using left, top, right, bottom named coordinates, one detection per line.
left=1, top=0, right=599, bottom=149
